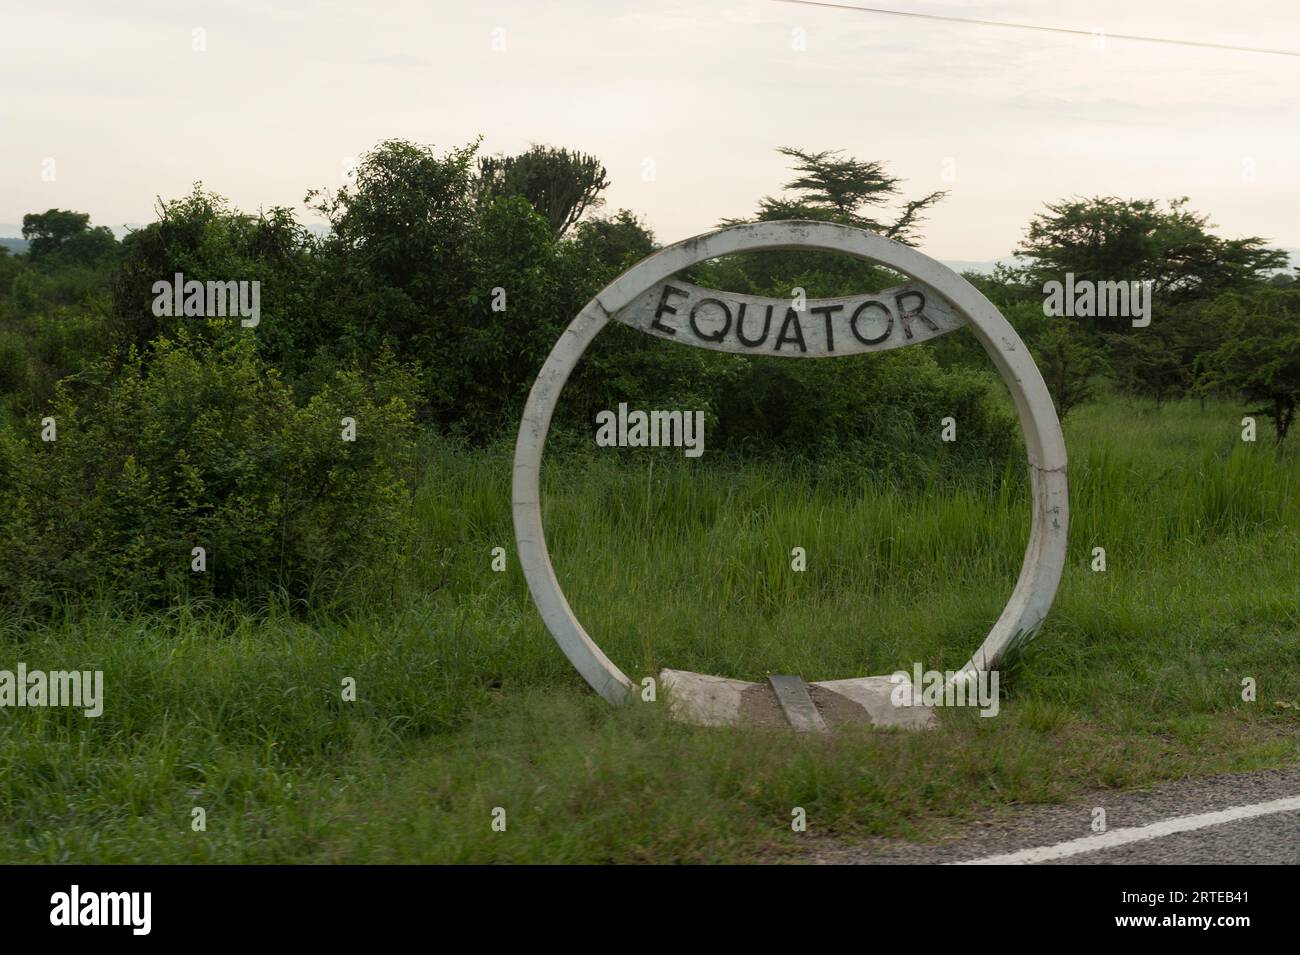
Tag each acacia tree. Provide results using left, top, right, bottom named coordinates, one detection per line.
left=21, top=209, right=118, bottom=268
left=1031, top=321, right=1103, bottom=419
left=1016, top=197, right=1287, bottom=333
left=706, top=147, right=946, bottom=297
left=1104, top=303, right=1230, bottom=410
left=747, top=146, right=945, bottom=244
left=476, top=145, right=609, bottom=238
left=1198, top=289, right=1300, bottom=443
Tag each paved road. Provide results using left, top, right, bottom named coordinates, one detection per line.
left=807, top=764, right=1300, bottom=864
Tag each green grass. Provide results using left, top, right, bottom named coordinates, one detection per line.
left=1, top=396, right=1298, bottom=862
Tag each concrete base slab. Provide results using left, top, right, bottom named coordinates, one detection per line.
left=658, top=669, right=784, bottom=728
left=659, top=669, right=937, bottom=731
left=809, top=676, right=938, bottom=730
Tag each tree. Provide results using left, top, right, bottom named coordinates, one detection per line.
left=21, top=209, right=118, bottom=269
left=745, top=147, right=946, bottom=245
left=111, top=186, right=316, bottom=366
left=308, top=139, right=612, bottom=437
left=571, top=209, right=656, bottom=273
left=706, top=147, right=946, bottom=298
left=477, top=145, right=610, bottom=238
left=1103, top=300, right=1230, bottom=410
left=306, top=139, right=482, bottom=392
left=0, top=245, right=19, bottom=291
left=1106, top=325, right=1192, bottom=409
left=22, top=209, right=92, bottom=257
left=1198, top=289, right=1300, bottom=443
left=1031, top=321, right=1103, bottom=419
left=1016, top=197, right=1287, bottom=332
left=310, top=139, right=479, bottom=292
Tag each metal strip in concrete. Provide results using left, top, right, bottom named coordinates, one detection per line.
left=768, top=675, right=828, bottom=734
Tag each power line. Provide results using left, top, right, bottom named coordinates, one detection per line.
left=772, top=0, right=1300, bottom=58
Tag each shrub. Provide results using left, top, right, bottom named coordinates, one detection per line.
left=0, top=328, right=420, bottom=616
left=709, top=346, right=1018, bottom=486
left=1199, top=288, right=1300, bottom=443
left=0, top=332, right=32, bottom=396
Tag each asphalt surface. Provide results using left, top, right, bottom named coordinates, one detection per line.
left=806, top=764, right=1300, bottom=864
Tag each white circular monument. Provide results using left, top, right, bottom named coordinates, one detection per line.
left=513, top=221, right=1068, bottom=729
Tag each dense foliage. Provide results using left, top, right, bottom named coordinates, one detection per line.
left=0, top=330, right=417, bottom=617
left=0, top=138, right=1295, bottom=616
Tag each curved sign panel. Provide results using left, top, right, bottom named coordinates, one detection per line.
left=613, top=280, right=965, bottom=356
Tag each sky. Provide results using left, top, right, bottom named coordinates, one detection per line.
left=1, top=0, right=1298, bottom=261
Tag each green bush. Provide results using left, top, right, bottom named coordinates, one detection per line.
left=0, top=329, right=420, bottom=617
left=710, top=347, right=1017, bottom=485
left=110, top=190, right=320, bottom=369
left=1199, top=288, right=1300, bottom=442
left=0, top=332, right=32, bottom=396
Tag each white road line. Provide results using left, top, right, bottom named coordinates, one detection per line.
left=953, top=794, right=1300, bottom=865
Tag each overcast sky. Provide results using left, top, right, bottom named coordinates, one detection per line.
left=2, top=0, right=1297, bottom=260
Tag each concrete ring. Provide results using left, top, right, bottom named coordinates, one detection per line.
left=512, top=220, right=1068, bottom=705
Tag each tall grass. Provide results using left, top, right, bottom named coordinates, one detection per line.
left=0, top=396, right=1297, bottom=862
left=407, top=396, right=1296, bottom=683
